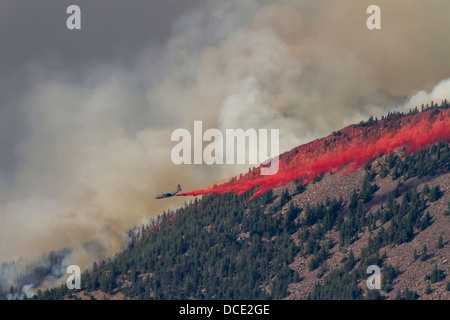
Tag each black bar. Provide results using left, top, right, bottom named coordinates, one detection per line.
left=1, top=299, right=446, bottom=319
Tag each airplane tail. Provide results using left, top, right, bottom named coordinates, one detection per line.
left=177, top=184, right=182, bottom=192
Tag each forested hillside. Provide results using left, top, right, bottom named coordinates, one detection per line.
left=31, top=139, right=449, bottom=300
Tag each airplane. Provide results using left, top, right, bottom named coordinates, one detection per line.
left=155, top=184, right=182, bottom=199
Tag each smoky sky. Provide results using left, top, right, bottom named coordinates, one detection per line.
left=0, top=0, right=450, bottom=291
left=0, top=0, right=206, bottom=74
left=0, top=0, right=204, bottom=174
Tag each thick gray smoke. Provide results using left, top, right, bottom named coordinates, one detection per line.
left=0, top=0, right=450, bottom=296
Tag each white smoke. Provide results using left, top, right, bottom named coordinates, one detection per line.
left=402, top=78, right=450, bottom=110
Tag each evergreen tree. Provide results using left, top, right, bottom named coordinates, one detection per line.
left=437, top=234, right=444, bottom=249
left=425, top=283, right=432, bottom=295
left=430, top=265, right=445, bottom=283
left=429, top=185, right=442, bottom=202
left=419, top=245, right=428, bottom=262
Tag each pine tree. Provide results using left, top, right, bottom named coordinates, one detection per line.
left=344, top=250, right=355, bottom=272
left=380, top=164, right=388, bottom=179
left=420, top=212, right=432, bottom=230
left=419, top=245, right=428, bottom=262
left=430, top=265, right=445, bottom=283
left=429, top=185, right=442, bottom=202
left=425, top=283, right=432, bottom=295
left=349, top=189, right=358, bottom=210
left=422, top=184, right=430, bottom=196
left=437, top=234, right=444, bottom=249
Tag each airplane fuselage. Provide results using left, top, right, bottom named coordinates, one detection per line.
left=155, top=185, right=182, bottom=199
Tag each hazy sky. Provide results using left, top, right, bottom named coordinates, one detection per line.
left=0, top=0, right=449, bottom=290
left=0, top=0, right=205, bottom=173
left=0, top=0, right=206, bottom=73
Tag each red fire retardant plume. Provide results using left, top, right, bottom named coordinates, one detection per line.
left=177, top=108, right=450, bottom=200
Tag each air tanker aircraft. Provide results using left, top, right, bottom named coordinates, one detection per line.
left=155, top=184, right=182, bottom=199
